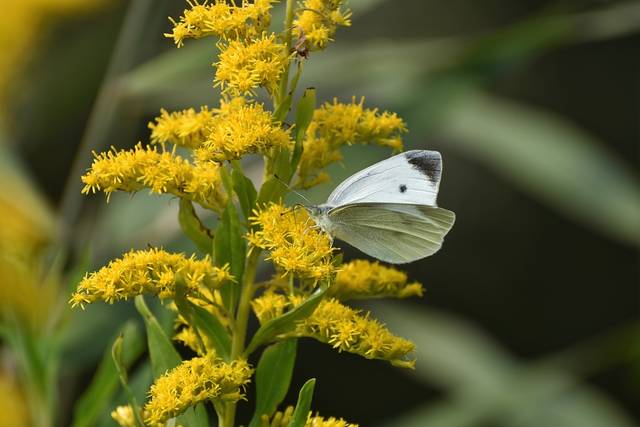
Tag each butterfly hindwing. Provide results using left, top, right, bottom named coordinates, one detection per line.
left=326, top=203, right=455, bottom=264
left=326, top=150, right=443, bottom=207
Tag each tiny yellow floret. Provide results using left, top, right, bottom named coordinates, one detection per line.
left=111, top=405, right=137, bottom=427
left=81, top=143, right=227, bottom=212
left=261, top=405, right=358, bottom=427
left=297, top=97, right=406, bottom=188
left=293, top=0, right=352, bottom=51
left=248, top=204, right=335, bottom=281
left=70, top=248, right=232, bottom=307
left=328, top=260, right=424, bottom=300
left=165, top=0, right=275, bottom=46
left=144, top=355, right=252, bottom=425
left=214, top=33, right=290, bottom=96
left=149, top=106, right=215, bottom=149
left=195, top=98, right=292, bottom=161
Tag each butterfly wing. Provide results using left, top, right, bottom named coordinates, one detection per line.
left=327, top=203, right=455, bottom=264
left=327, top=150, right=443, bottom=207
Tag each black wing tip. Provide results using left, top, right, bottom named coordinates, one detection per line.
left=404, top=150, right=442, bottom=184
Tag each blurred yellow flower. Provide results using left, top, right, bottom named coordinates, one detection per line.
left=0, top=371, right=29, bottom=427
left=144, top=355, right=252, bottom=425
left=248, top=204, right=335, bottom=281
left=214, top=33, right=290, bottom=96
left=111, top=405, right=137, bottom=427
left=195, top=98, right=292, bottom=161
left=81, top=143, right=227, bottom=212
left=328, top=260, right=423, bottom=300
left=70, top=248, right=232, bottom=307
left=262, top=405, right=358, bottom=427
left=297, top=97, right=406, bottom=188
left=293, top=0, right=352, bottom=50
left=166, top=0, right=275, bottom=47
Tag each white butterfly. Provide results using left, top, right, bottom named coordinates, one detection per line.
left=307, top=150, right=455, bottom=264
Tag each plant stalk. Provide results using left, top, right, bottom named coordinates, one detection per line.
left=276, top=0, right=296, bottom=107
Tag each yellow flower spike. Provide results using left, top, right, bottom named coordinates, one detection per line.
left=166, top=0, right=275, bottom=46
left=70, top=248, right=232, bottom=307
left=293, top=0, right=352, bottom=51
left=328, top=260, right=424, bottom=300
left=252, top=295, right=415, bottom=368
left=81, top=143, right=227, bottom=212
left=248, top=203, right=335, bottom=280
left=194, top=98, right=292, bottom=162
left=111, top=405, right=137, bottom=427
left=297, top=97, right=407, bottom=188
left=144, top=355, right=252, bottom=426
left=148, top=107, right=215, bottom=149
left=214, top=33, right=291, bottom=96
left=263, top=406, right=358, bottom=427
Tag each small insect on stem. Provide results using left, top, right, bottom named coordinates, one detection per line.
left=292, top=26, right=309, bottom=59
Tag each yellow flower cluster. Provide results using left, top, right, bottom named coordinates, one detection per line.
left=293, top=0, right=352, bottom=50
left=81, top=143, right=227, bottom=212
left=111, top=405, right=136, bottom=427
left=252, top=295, right=415, bottom=368
left=248, top=204, right=335, bottom=280
left=70, top=248, right=232, bottom=307
left=149, top=106, right=214, bottom=149
left=297, top=97, right=407, bottom=188
left=328, top=260, right=424, bottom=300
left=144, top=355, right=252, bottom=425
left=261, top=406, right=358, bottom=427
left=215, top=33, right=290, bottom=96
left=195, top=98, right=292, bottom=161
left=166, top=0, right=274, bottom=47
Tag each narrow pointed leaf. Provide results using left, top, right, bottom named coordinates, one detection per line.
left=232, top=167, right=258, bottom=221
left=245, top=284, right=328, bottom=355
left=178, top=199, right=214, bottom=254
left=214, top=202, right=246, bottom=311
left=112, top=334, right=145, bottom=427
left=250, top=340, right=298, bottom=426
left=289, top=379, right=316, bottom=427
left=291, top=88, right=316, bottom=171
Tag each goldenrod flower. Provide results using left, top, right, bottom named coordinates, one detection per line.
left=297, top=97, right=406, bottom=188
left=248, top=204, right=335, bottom=280
left=0, top=371, right=28, bottom=427
left=149, top=107, right=215, bottom=149
left=293, top=0, right=352, bottom=51
left=262, top=406, right=358, bottom=427
left=70, top=248, right=232, bottom=307
left=144, top=355, right=252, bottom=425
left=328, top=260, right=423, bottom=300
left=253, top=296, right=415, bottom=368
left=195, top=98, right=292, bottom=161
left=251, top=291, right=289, bottom=324
left=111, top=405, right=137, bottom=427
left=214, top=33, right=290, bottom=96
left=81, top=143, right=227, bottom=212
left=166, top=0, right=274, bottom=47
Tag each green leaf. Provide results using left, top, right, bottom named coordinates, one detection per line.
left=72, top=322, right=143, bottom=427
left=273, top=94, right=293, bottom=123
left=249, top=340, right=298, bottom=427
left=291, top=88, right=316, bottom=172
left=245, top=284, right=328, bottom=355
left=288, top=379, right=316, bottom=427
left=134, top=296, right=209, bottom=427
left=214, top=202, right=246, bottom=311
left=256, top=176, right=288, bottom=207
left=173, top=292, right=232, bottom=361
left=178, top=199, right=214, bottom=254
left=111, top=333, right=145, bottom=427
left=434, top=90, right=640, bottom=246
left=232, top=165, right=258, bottom=221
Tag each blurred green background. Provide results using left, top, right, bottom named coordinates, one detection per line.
left=0, top=0, right=638, bottom=426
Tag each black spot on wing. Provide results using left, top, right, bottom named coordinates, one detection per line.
left=399, top=184, right=407, bottom=193
left=405, top=151, right=441, bottom=184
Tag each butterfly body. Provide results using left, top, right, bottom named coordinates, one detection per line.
left=307, top=150, right=455, bottom=264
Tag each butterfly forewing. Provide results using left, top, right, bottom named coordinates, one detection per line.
left=327, top=150, right=443, bottom=207
left=327, top=203, right=455, bottom=264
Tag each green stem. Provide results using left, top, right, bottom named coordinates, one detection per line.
left=223, top=248, right=262, bottom=427
left=276, top=0, right=296, bottom=107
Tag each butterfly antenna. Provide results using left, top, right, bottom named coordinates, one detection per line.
left=273, top=174, right=313, bottom=206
